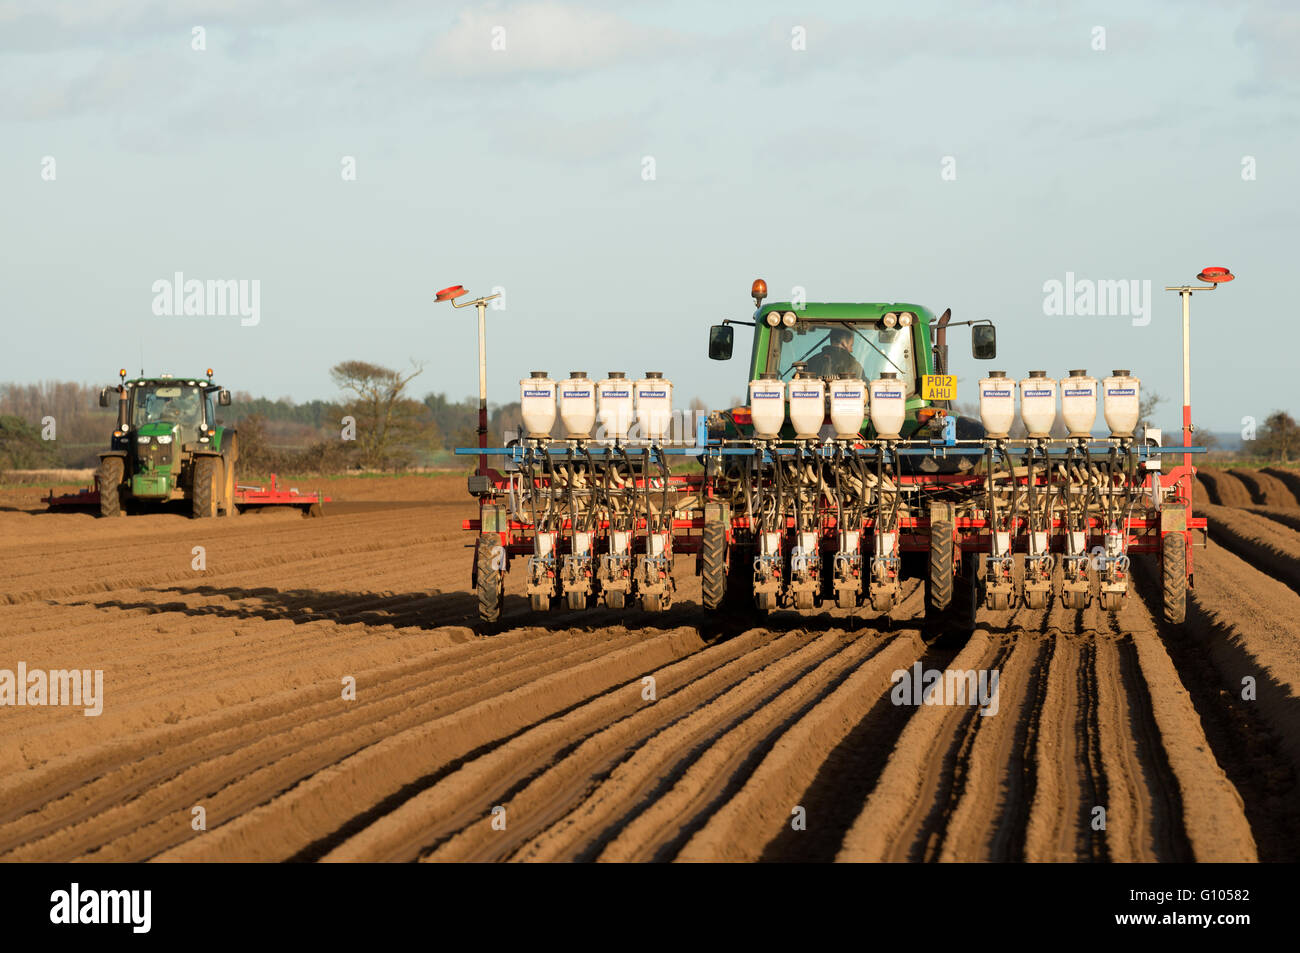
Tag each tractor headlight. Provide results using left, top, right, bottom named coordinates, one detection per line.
left=137, top=436, right=150, bottom=444
left=882, top=312, right=898, bottom=329
left=765, top=311, right=781, bottom=327
left=156, top=434, right=172, bottom=444
left=781, top=311, right=797, bottom=328
left=898, top=311, right=913, bottom=327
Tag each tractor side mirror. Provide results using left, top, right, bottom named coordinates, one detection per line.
left=218, top=389, right=232, bottom=406
left=708, top=325, right=734, bottom=361
left=972, top=324, right=997, bottom=360
left=99, top=388, right=113, bottom=408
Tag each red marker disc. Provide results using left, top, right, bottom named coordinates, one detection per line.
left=1197, top=267, right=1234, bottom=283
left=436, top=285, right=467, bottom=301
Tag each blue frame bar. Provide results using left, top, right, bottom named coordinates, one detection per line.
left=454, top=442, right=1207, bottom=463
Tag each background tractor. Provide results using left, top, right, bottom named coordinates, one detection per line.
left=95, top=369, right=238, bottom=519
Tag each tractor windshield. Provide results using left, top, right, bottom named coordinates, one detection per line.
left=131, top=383, right=205, bottom=429
left=770, top=321, right=915, bottom=393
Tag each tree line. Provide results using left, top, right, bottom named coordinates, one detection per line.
left=1, top=372, right=1297, bottom=472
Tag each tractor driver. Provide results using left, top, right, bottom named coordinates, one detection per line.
left=175, top=390, right=201, bottom=426
left=805, top=327, right=865, bottom=380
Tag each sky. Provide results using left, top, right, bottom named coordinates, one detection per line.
left=2, top=0, right=1296, bottom=433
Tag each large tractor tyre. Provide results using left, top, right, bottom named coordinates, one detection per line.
left=701, top=521, right=727, bottom=610
left=96, top=457, right=124, bottom=518
left=191, top=456, right=220, bottom=519
left=476, top=534, right=503, bottom=624
left=928, top=519, right=955, bottom=612
left=1161, top=532, right=1187, bottom=625
left=723, top=544, right=753, bottom=611
left=221, top=433, right=239, bottom=517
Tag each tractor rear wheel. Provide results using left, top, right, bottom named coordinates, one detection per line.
left=476, top=534, right=503, bottom=623
left=96, top=457, right=123, bottom=518
left=1161, top=532, right=1187, bottom=624
left=724, top=544, right=752, bottom=610
left=701, top=520, right=727, bottom=610
left=191, top=456, right=219, bottom=519
left=221, top=433, right=239, bottom=517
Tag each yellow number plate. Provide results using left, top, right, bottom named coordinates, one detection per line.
left=922, top=375, right=957, bottom=401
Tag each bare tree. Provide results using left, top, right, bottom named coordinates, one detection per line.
left=1256, top=411, right=1299, bottom=463
left=1138, top=390, right=1163, bottom=435
left=330, top=360, right=431, bottom=469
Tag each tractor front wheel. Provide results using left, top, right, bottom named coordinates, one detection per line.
left=191, top=456, right=220, bottom=519
left=96, top=457, right=124, bottom=518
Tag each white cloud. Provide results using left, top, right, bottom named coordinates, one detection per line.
left=423, top=2, right=685, bottom=78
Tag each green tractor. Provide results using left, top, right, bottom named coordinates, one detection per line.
left=706, top=279, right=998, bottom=457
left=96, top=370, right=239, bottom=519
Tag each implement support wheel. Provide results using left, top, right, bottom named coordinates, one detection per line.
left=476, top=534, right=503, bottom=623
left=1161, top=532, right=1187, bottom=624
left=701, top=520, right=727, bottom=610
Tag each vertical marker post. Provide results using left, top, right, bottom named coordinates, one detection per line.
left=1162, top=267, right=1234, bottom=509
left=436, top=284, right=502, bottom=477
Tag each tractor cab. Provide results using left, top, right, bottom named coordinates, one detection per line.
left=130, top=381, right=213, bottom=442
left=707, top=279, right=996, bottom=444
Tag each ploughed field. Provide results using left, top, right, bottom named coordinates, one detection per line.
left=1, top=469, right=1299, bottom=862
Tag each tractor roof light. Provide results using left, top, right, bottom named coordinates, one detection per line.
left=882, top=312, right=898, bottom=329
left=781, top=311, right=797, bottom=328
left=751, top=278, right=767, bottom=307
left=206, top=367, right=214, bottom=379
left=765, top=311, right=781, bottom=327
left=898, top=311, right=914, bottom=327
left=118, top=368, right=126, bottom=379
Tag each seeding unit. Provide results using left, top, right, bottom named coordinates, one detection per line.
left=444, top=270, right=1231, bottom=629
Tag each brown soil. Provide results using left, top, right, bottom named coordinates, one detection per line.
left=2, top=471, right=1299, bottom=862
